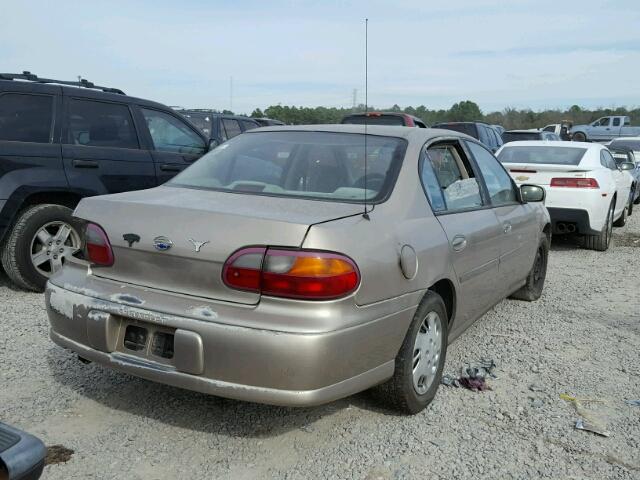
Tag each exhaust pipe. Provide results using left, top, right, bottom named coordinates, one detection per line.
left=566, top=224, right=576, bottom=233
left=556, top=223, right=567, bottom=233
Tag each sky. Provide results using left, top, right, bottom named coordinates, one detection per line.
left=2, top=0, right=640, bottom=114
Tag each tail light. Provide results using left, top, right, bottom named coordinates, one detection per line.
left=223, top=247, right=360, bottom=300
left=550, top=178, right=599, bottom=188
left=84, top=223, right=114, bottom=266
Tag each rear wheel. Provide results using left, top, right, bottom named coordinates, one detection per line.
left=374, top=291, right=448, bottom=414
left=584, top=202, right=614, bottom=251
left=1, top=204, right=82, bottom=292
left=628, top=194, right=634, bottom=216
left=572, top=132, right=586, bottom=142
left=613, top=203, right=627, bottom=227
left=510, top=236, right=548, bottom=301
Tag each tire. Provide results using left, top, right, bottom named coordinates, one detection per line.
left=510, top=236, right=549, bottom=301
left=572, top=132, right=587, bottom=142
left=628, top=195, right=634, bottom=216
left=584, top=202, right=614, bottom=251
left=1, top=204, right=82, bottom=292
left=374, top=291, right=448, bottom=414
left=613, top=203, right=627, bottom=227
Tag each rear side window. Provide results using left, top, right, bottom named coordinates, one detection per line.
left=67, top=99, right=138, bottom=149
left=0, top=93, right=53, bottom=143
left=222, top=119, right=242, bottom=140
left=420, top=142, right=483, bottom=212
left=142, top=108, right=206, bottom=155
left=477, top=125, right=491, bottom=146
left=613, top=117, right=621, bottom=127
left=241, top=120, right=259, bottom=131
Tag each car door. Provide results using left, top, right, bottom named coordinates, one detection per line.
left=465, top=141, right=538, bottom=295
left=420, top=140, right=503, bottom=328
left=138, top=107, right=207, bottom=184
left=601, top=149, right=631, bottom=217
left=61, top=97, right=156, bottom=195
left=591, top=117, right=611, bottom=141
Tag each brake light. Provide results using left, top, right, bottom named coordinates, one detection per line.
left=223, top=247, right=360, bottom=300
left=85, top=223, right=114, bottom=266
left=366, top=112, right=382, bottom=117
left=550, top=178, right=599, bottom=188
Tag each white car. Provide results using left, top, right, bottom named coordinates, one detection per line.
left=496, top=141, right=634, bottom=251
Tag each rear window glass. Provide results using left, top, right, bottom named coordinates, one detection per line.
left=609, top=139, right=640, bottom=151
left=67, top=99, right=139, bottom=149
left=497, top=146, right=587, bottom=165
left=0, top=93, right=53, bottom=143
left=502, top=132, right=542, bottom=143
left=342, top=115, right=405, bottom=126
left=433, top=123, right=477, bottom=139
left=169, top=131, right=407, bottom=204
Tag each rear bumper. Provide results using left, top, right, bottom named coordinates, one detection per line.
left=45, top=272, right=418, bottom=407
left=546, top=207, right=600, bottom=235
left=543, top=187, right=610, bottom=233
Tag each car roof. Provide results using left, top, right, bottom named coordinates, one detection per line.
left=499, top=140, right=604, bottom=150
left=246, top=124, right=474, bottom=142
left=504, top=129, right=542, bottom=133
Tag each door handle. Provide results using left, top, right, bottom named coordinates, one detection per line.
left=160, top=164, right=183, bottom=172
left=451, top=235, right=467, bottom=252
left=503, top=223, right=512, bottom=234
left=72, top=159, right=98, bottom=168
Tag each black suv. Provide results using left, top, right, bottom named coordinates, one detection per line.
left=431, top=121, right=503, bottom=152
left=177, top=110, right=261, bottom=147
left=0, top=72, right=210, bottom=291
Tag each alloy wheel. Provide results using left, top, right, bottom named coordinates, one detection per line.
left=30, top=221, right=81, bottom=277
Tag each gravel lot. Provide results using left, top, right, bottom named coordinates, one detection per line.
left=1, top=214, right=639, bottom=480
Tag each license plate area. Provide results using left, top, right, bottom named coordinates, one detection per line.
left=117, top=320, right=176, bottom=365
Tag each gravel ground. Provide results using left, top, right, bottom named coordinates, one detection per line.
left=1, top=214, right=639, bottom=480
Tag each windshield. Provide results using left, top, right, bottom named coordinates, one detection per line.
left=502, top=132, right=542, bottom=143
left=609, top=139, right=640, bottom=151
left=342, top=115, right=405, bottom=126
left=497, top=146, right=587, bottom=165
left=169, top=131, right=407, bottom=203
left=433, top=123, right=477, bottom=139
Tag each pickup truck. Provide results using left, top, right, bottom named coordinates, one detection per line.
left=570, top=116, right=640, bottom=142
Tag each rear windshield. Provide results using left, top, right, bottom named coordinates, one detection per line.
left=502, top=132, right=542, bottom=143
left=169, top=131, right=407, bottom=203
left=497, top=146, right=587, bottom=165
left=609, top=139, right=640, bottom=151
left=342, top=115, right=405, bottom=126
left=432, top=123, right=477, bottom=139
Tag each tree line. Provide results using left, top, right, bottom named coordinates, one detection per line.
left=246, top=101, right=640, bottom=129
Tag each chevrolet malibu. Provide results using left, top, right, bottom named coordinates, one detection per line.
left=46, top=125, right=550, bottom=414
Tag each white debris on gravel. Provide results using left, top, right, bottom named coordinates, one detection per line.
left=1, top=215, right=639, bottom=479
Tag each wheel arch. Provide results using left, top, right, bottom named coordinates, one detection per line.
left=428, top=278, right=456, bottom=326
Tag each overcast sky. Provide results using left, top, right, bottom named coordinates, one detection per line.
left=3, top=0, right=639, bottom=114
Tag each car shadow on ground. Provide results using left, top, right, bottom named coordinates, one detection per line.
left=46, top=347, right=401, bottom=438
left=549, top=234, right=583, bottom=251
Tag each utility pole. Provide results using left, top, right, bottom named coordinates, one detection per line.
left=352, top=88, right=357, bottom=110
left=229, top=76, right=233, bottom=113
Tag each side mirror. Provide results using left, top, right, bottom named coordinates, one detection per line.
left=207, top=139, right=219, bottom=151
left=520, top=184, right=545, bottom=203
left=0, top=422, right=46, bottom=480
left=619, top=162, right=635, bottom=171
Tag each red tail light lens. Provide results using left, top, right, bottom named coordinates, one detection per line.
left=85, top=223, right=114, bottom=266
left=550, top=178, right=599, bottom=188
left=223, top=247, right=360, bottom=300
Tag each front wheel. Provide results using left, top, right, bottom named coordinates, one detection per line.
left=374, top=291, right=448, bottom=414
left=1, top=204, right=82, bottom=291
left=510, top=235, right=549, bottom=301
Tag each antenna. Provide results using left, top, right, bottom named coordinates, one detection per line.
left=362, top=18, right=370, bottom=220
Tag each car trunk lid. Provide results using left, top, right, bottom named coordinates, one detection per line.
left=74, top=186, right=363, bottom=304
left=503, top=163, right=591, bottom=186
